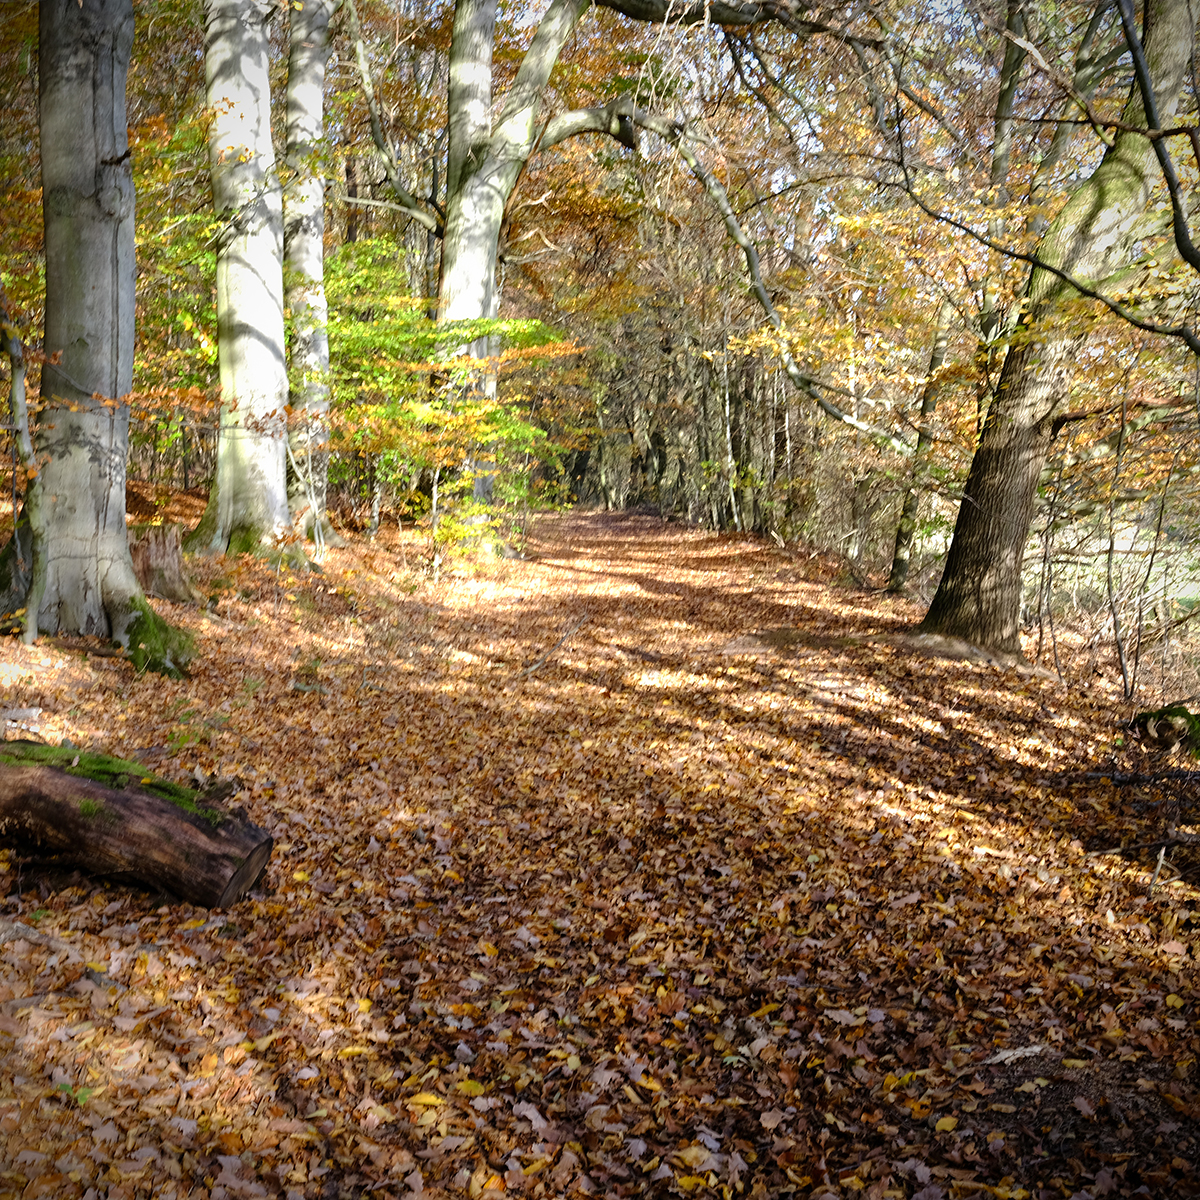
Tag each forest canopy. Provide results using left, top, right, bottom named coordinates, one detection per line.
left=0, top=0, right=1198, bottom=667
left=3, top=3, right=1200, bottom=1197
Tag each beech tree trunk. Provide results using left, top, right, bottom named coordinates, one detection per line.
left=34, top=0, right=139, bottom=640
left=439, top=0, right=589, bottom=325
left=0, top=743, right=272, bottom=909
left=284, top=0, right=337, bottom=542
left=10, top=0, right=190, bottom=675
left=189, top=0, right=290, bottom=556
left=919, top=0, right=1193, bottom=655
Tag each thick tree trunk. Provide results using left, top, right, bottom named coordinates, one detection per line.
left=919, top=0, right=1193, bottom=654
left=440, top=0, right=500, bottom=325
left=0, top=743, right=272, bottom=909
left=190, top=0, right=290, bottom=556
left=284, top=0, right=337, bottom=544
left=26, top=0, right=191, bottom=675
left=35, top=0, right=138, bottom=641
left=439, top=0, right=588, bottom=324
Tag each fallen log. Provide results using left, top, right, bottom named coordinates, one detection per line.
left=0, top=741, right=272, bottom=908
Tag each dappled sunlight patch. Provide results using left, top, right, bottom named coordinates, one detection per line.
left=0, top=510, right=1196, bottom=1196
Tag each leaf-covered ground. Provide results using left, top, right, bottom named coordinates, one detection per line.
left=0, top=509, right=1198, bottom=1200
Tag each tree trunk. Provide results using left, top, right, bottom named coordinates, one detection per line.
left=128, top=525, right=198, bottom=604
left=439, top=0, right=589, bottom=324
left=284, top=0, right=338, bottom=545
left=26, top=0, right=190, bottom=675
left=888, top=299, right=953, bottom=592
left=189, top=0, right=290, bottom=556
left=0, top=742, right=272, bottom=909
left=919, top=0, right=1193, bottom=655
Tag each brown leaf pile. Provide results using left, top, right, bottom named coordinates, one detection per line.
left=0, top=510, right=1197, bottom=1200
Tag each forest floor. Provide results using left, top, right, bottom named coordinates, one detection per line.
left=0, top=504, right=1198, bottom=1200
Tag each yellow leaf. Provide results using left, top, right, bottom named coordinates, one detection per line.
left=676, top=1175, right=707, bottom=1193
left=337, top=1045, right=369, bottom=1058
left=254, top=1031, right=279, bottom=1052
left=1167, top=994, right=1185, bottom=1008
left=750, top=1002, right=780, bottom=1019
left=180, top=919, right=205, bottom=931
left=86, top=961, right=108, bottom=973
left=293, top=870, right=310, bottom=882
left=445, top=869, right=463, bottom=882
left=408, top=1092, right=443, bottom=1106
left=456, top=1080, right=485, bottom=1096
left=481, top=942, right=499, bottom=957
left=567, top=1055, right=581, bottom=1070
left=1062, top=1059, right=1088, bottom=1068
left=935, top=1116, right=958, bottom=1132
left=369, top=1105, right=393, bottom=1124
left=675, top=1146, right=710, bottom=1168
left=522, top=1157, right=551, bottom=1175
left=357, top=999, right=372, bottom=1013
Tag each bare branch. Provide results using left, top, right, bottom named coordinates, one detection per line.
left=628, top=109, right=912, bottom=453
left=895, top=172, right=1200, bottom=357
left=540, top=96, right=640, bottom=151
left=595, top=0, right=875, bottom=38
left=342, top=0, right=440, bottom=234
left=1116, top=0, right=1200, bottom=275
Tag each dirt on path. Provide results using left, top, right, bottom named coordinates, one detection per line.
left=0, top=509, right=1196, bottom=1199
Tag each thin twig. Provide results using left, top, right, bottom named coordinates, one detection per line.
left=1049, top=768, right=1200, bottom=784
left=515, top=614, right=593, bottom=680
left=1148, top=844, right=1168, bottom=896
left=0, top=917, right=72, bottom=953
left=1087, top=830, right=1200, bottom=857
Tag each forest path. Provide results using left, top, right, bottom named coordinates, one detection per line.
left=0, top=509, right=1196, bottom=1198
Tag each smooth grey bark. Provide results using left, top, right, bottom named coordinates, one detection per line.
left=27, top=0, right=187, bottom=672
left=920, top=0, right=1193, bottom=654
left=1027, top=0, right=1124, bottom=235
left=978, top=0, right=1026, bottom=351
left=351, top=0, right=788, bottom=327
left=190, top=0, right=290, bottom=556
left=284, top=0, right=339, bottom=544
left=0, top=300, right=36, bottom=616
left=440, top=0, right=591, bottom=324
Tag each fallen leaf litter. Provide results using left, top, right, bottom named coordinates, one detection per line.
left=0, top=510, right=1196, bottom=1198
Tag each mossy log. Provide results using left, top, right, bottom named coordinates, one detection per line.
left=1135, top=705, right=1200, bottom=756
left=0, top=741, right=272, bottom=907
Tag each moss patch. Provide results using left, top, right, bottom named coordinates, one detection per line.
left=123, top=597, right=195, bottom=680
left=226, top=524, right=264, bottom=557
left=0, top=740, right=225, bottom=825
